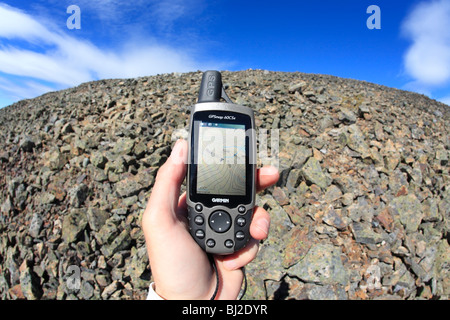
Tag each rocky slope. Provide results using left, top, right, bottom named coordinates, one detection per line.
left=0, top=70, right=448, bottom=300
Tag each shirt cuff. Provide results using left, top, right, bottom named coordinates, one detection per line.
left=146, top=282, right=165, bottom=300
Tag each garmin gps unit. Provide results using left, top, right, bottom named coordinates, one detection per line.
left=186, top=71, right=256, bottom=255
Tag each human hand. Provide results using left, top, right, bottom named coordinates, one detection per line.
left=141, top=139, right=279, bottom=299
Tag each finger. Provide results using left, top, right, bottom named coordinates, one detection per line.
left=175, top=192, right=188, bottom=220
left=218, top=238, right=260, bottom=271
left=256, top=166, right=279, bottom=192
left=249, top=206, right=270, bottom=240
left=177, top=192, right=187, bottom=211
left=216, top=207, right=271, bottom=272
left=144, top=139, right=187, bottom=219
left=213, top=259, right=244, bottom=300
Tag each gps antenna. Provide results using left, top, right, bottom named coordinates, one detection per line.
left=197, top=70, right=233, bottom=104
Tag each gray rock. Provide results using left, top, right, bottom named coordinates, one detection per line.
left=306, top=284, right=347, bottom=300
left=29, top=213, right=43, bottom=238
left=90, top=151, right=108, bottom=169
left=70, top=136, right=87, bottom=156
left=435, top=149, right=448, bottom=165
left=86, top=207, right=109, bottom=232
left=101, top=280, right=121, bottom=299
left=258, top=195, right=294, bottom=240
left=351, top=222, right=384, bottom=245
left=245, top=242, right=285, bottom=299
left=433, top=240, right=450, bottom=296
left=291, top=146, right=312, bottom=169
left=288, top=81, right=307, bottom=93
left=133, top=141, right=147, bottom=158
left=105, top=156, right=127, bottom=176
left=113, top=138, right=135, bottom=155
left=422, top=198, right=440, bottom=222
left=68, top=184, right=89, bottom=208
left=1, top=196, right=14, bottom=214
left=323, top=185, right=343, bottom=203
left=19, top=136, right=35, bottom=152
left=100, top=228, right=132, bottom=258
left=0, top=150, right=9, bottom=162
left=14, top=183, right=28, bottom=210
left=8, top=177, right=23, bottom=197
left=62, top=209, right=88, bottom=243
left=286, top=169, right=302, bottom=193
left=323, top=207, right=349, bottom=231
left=45, top=149, right=66, bottom=171
left=171, top=128, right=189, bottom=141
left=20, top=263, right=42, bottom=300
left=124, top=247, right=149, bottom=288
left=95, top=219, right=119, bottom=245
left=346, top=124, right=370, bottom=158
left=39, top=192, right=56, bottom=205
left=61, top=122, right=74, bottom=135
left=339, top=108, right=357, bottom=124
left=301, top=157, right=332, bottom=189
left=288, top=243, right=349, bottom=286
left=390, top=194, right=423, bottom=233
left=79, top=280, right=95, bottom=299
left=115, top=176, right=143, bottom=198
left=319, top=116, right=334, bottom=131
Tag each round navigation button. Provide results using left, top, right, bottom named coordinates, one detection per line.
left=209, top=210, right=232, bottom=233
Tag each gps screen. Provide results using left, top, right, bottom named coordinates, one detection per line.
left=196, top=122, right=246, bottom=196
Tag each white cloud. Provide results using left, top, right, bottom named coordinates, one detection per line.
left=152, top=0, right=188, bottom=29
left=72, top=0, right=202, bottom=33
left=0, top=76, right=56, bottom=101
left=0, top=3, right=223, bottom=106
left=0, top=4, right=57, bottom=43
left=402, top=0, right=450, bottom=87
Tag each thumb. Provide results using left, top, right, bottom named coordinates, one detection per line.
left=145, top=139, right=188, bottom=219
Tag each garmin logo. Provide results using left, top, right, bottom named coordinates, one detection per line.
left=212, top=198, right=230, bottom=203
left=209, top=114, right=236, bottom=120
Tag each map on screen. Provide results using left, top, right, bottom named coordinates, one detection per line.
left=197, top=123, right=246, bottom=196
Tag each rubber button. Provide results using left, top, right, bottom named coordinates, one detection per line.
left=209, top=210, right=232, bottom=233
left=236, top=217, right=246, bottom=227
left=195, top=204, right=203, bottom=212
left=238, top=205, right=246, bottom=213
left=236, top=231, right=245, bottom=241
left=194, top=215, right=204, bottom=225
left=225, top=240, right=234, bottom=248
left=206, top=239, right=216, bottom=248
left=195, top=230, right=205, bottom=239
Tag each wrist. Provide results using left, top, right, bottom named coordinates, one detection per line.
left=152, top=269, right=218, bottom=300
left=147, top=282, right=165, bottom=300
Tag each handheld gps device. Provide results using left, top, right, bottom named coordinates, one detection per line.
left=186, top=71, right=256, bottom=255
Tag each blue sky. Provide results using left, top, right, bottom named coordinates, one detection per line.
left=0, top=0, right=449, bottom=108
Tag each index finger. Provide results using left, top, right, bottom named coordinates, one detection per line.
left=256, top=166, right=279, bottom=192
